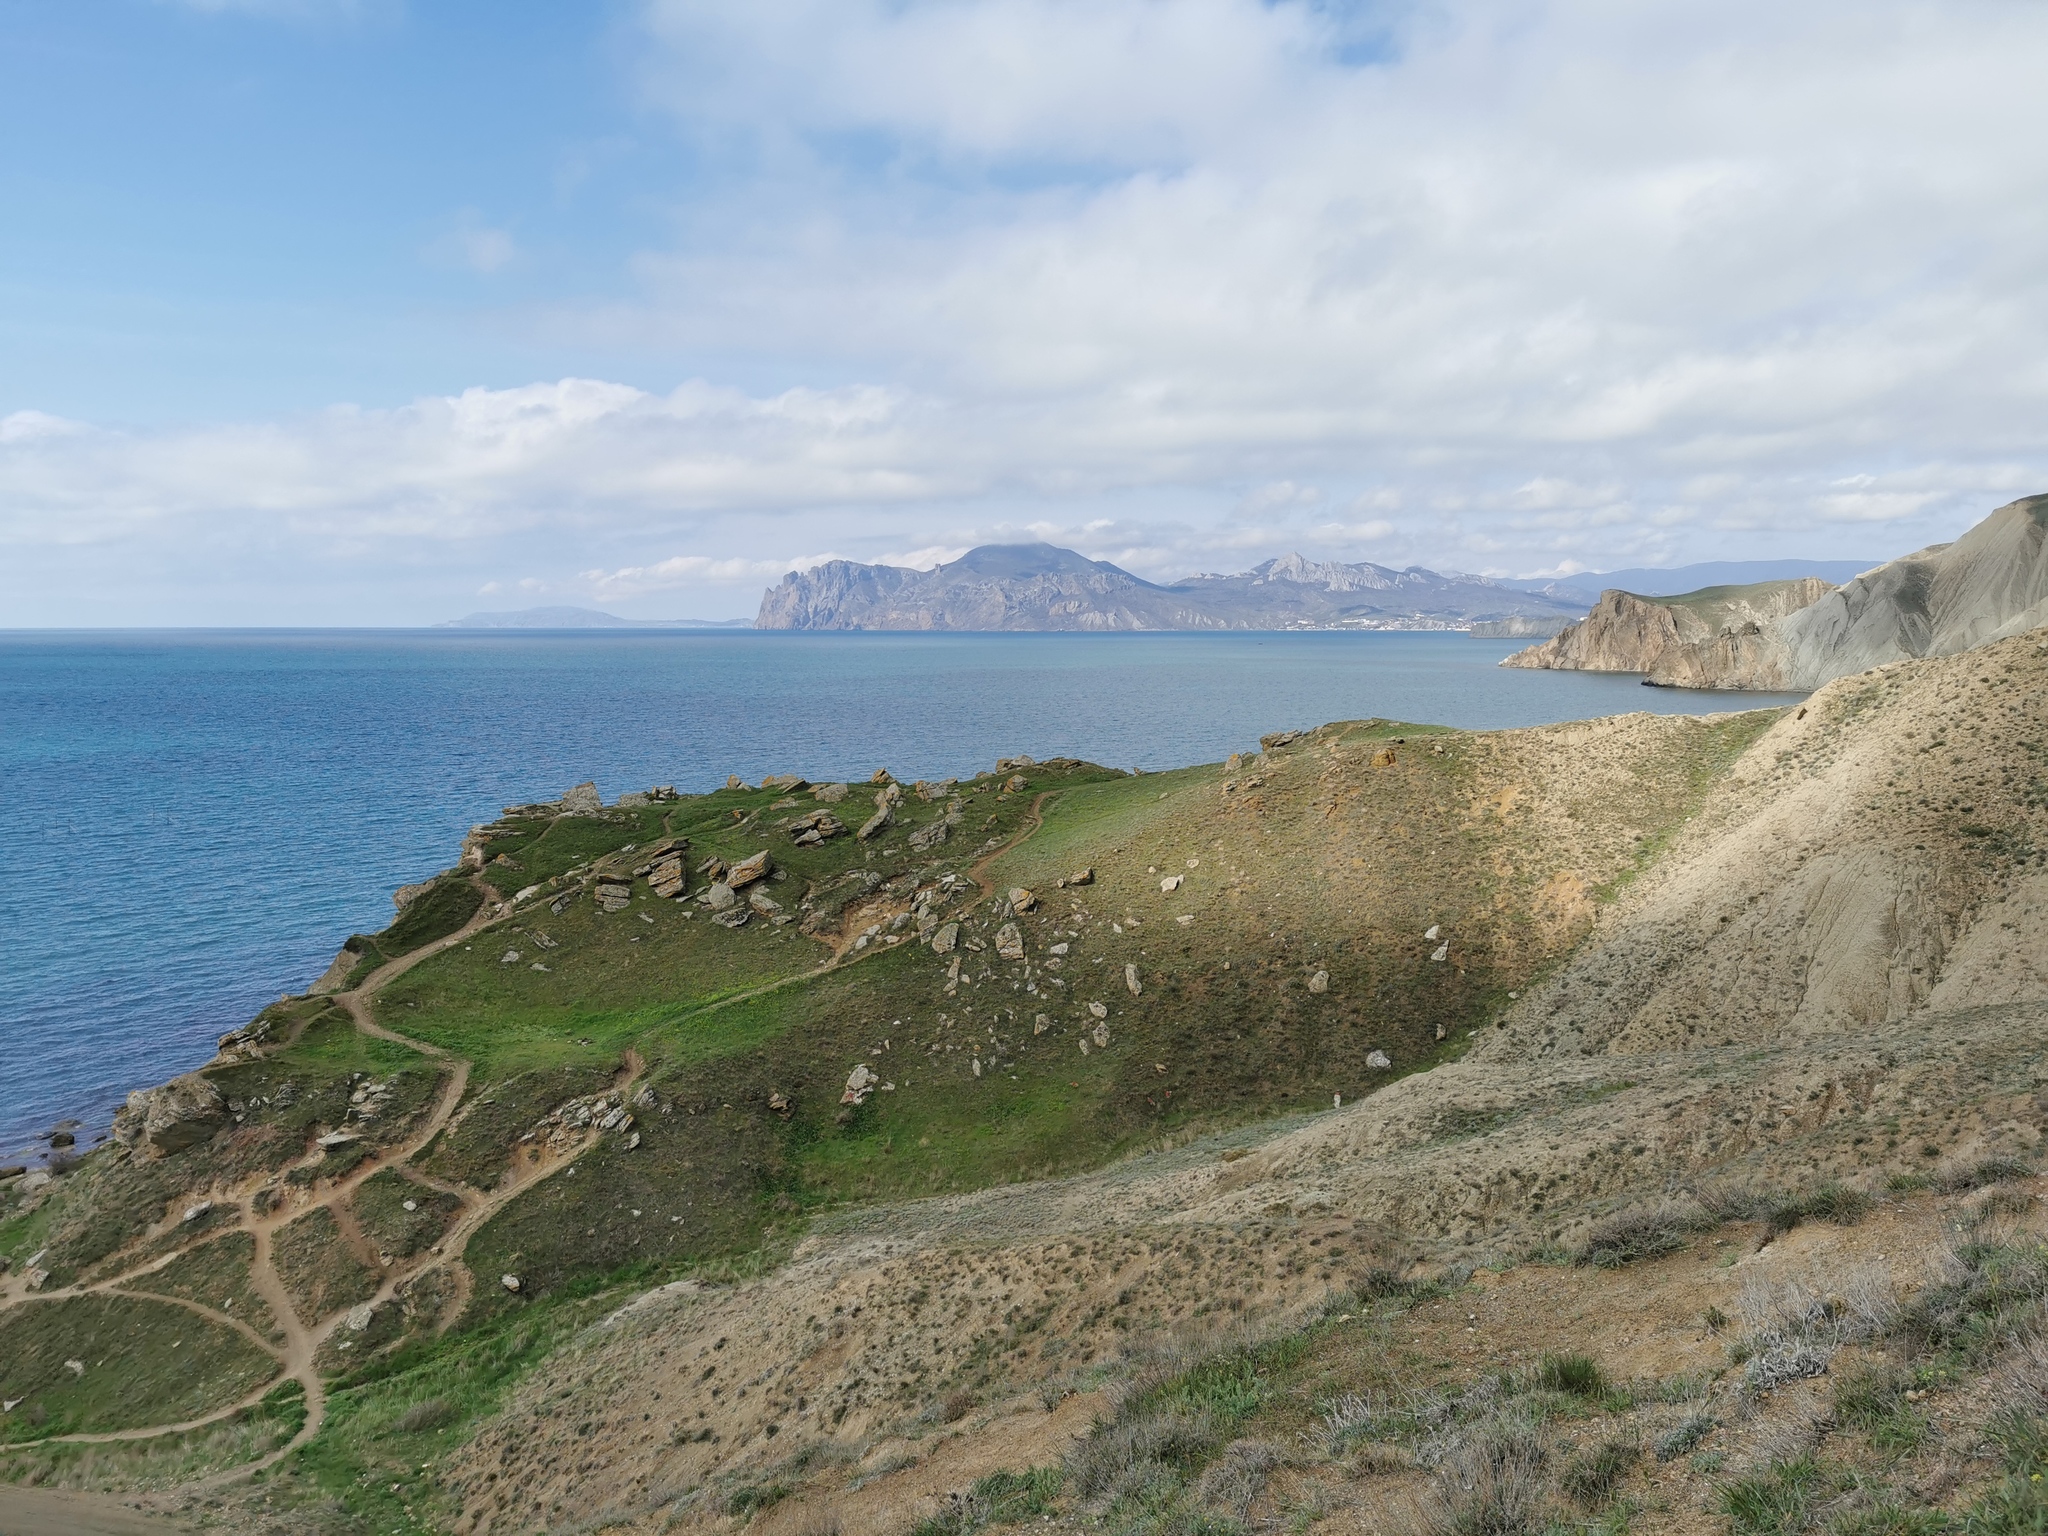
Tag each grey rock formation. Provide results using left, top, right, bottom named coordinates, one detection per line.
left=113, top=1075, right=227, bottom=1157
left=560, top=782, right=602, bottom=814
left=1502, top=495, right=2048, bottom=691
left=757, top=543, right=1583, bottom=632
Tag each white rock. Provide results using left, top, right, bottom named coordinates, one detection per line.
left=1430, top=942, right=1449, bottom=962
left=1125, top=964, right=1142, bottom=996
left=1367, top=1050, right=1392, bottom=1070
left=1308, top=970, right=1330, bottom=993
left=181, top=1200, right=213, bottom=1223
left=402, top=1199, right=418, bottom=1212
left=1089, top=1001, right=1108, bottom=1019
left=501, top=950, right=521, bottom=964
left=501, top=1274, right=522, bottom=1292
left=1160, top=875, right=1183, bottom=892
left=1424, top=925, right=1440, bottom=940
left=64, top=1359, right=85, bottom=1377
left=345, top=1302, right=375, bottom=1332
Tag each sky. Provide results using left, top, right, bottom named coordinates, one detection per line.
left=3, top=0, right=2047, bottom=624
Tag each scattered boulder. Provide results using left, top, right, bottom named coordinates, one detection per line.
left=931, top=922, right=960, bottom=954
left=870, top=768, right=894, bottom=785
left=1092, top=1021, right=1110, bottom=1048
left=908, top=819, right=951, bottom=851
left=1034, top=1014, right=1051, bottom=1035
left=181, top=1201, right=213, bottom=1224
left=113, top=1075, right=227, bottom=1157
left=1063, top=868, right=1095, bottom=887
left=1004, top=774, right=1029, bottom=793
left=712, top=908, right=750, bottom=929
left=1371, top=747, right=1397, bottom=768
left=761, top=774, right=809, bottom=791
left=1308, top=970, right=1330, bottom=994
left=648, top=854, right=687, bottom=900
left=648, top=784, right=679, bottom=801
left=698, top=855, right=729, bottom=881
left=995, top=922, right=1026, bottom=960
left=702, top=882, right=737, bottom=911
left=858, top=804, right=895, bottom=841
left=914, top=779, right=957, bottom=801
left=768, top=1092, right=793, bottom=1117
left=1430, top=942, right=1449, bottom=962
left=1367, top=1050, right=1392, bottom=1070
left=1160, top=875, right=1183, bottom=893
left=788, top=810, right=846, bottom=846
left=1259, top=729, right=1304, bottom=750
left=726, top=851, right=773, bottom=889
left=814, top=783, right=850, bottom=803
left=726, top=775, right=750, bottom=791
left=747, top=888, right=782, bottom=915
left=1423, top=925, right=1440, bottom=940
left=596, top=878, right=633, bottom=914
left=1125, top=964, right=1142, bottom=996
left=842, top=1065, right=878, bottom=1105
left=561, top=782, right=602, bottom=814
left=47, top=1131, right=74, bottom=1149
left=1089, top=1001, right=1108, bottom=1019
left=1224, top=753, right=1246, bottom=772
left=1007, top=887, right=1037, bottom=913
left=501, top=1274, right=522, bottom=1293
left=996, top=755, right=1036, bottom=771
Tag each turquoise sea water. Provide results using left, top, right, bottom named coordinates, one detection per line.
left=0, top=629, right=1806, bottom=1161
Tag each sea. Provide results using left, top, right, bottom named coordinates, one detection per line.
left=0, top=629, right=1808, bottom=1162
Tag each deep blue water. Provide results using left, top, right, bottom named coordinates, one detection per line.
left=0, top=630, right=1807, bottom=1161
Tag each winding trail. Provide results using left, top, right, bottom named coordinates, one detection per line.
left=0, top=877, right=620, bottom=1496
left=0, top=791, right=1061, bottom=1505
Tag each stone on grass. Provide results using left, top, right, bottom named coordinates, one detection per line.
left=501, top=1274, right=522, bottom=1293
left=1089, top=1001, right=1108, bottom=1019
left=1125, top=964, right=1142, bottom=996
left=1062, top=868, right=1095, bottom=887
left=842, top=1065, right=878, bottom=1105
left=1160, top=874, right=1183, bottom=893
left=1007, top=887, right=1037, bottom=913
left=703, top=882, right=737, bottom=911
left=1430, top=942, right=1449, bottom=962
left=1366, top=1050, right=1392, bottom=1070
left=112, top=1075, right=227, bottom=1158
left=858, top=804, right=894, bottom=841
left=1308, top=970, right=1330, bottom=994
left=561, top=782, right=602, bottom=814
left=813, top=783, right=850, bottom=803
left=931, top=922, right=960, bottom=954
left=726, top=851, right=772, bottom=889
left=995, top=923, right=1025, bottom=960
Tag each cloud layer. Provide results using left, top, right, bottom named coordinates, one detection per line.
left=12, top=0, right=2048, bottom=621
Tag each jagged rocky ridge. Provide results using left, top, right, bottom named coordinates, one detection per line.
left=756, top=543, right=1586, bottom=631
left=1504, top=493, right=2048, bottom=689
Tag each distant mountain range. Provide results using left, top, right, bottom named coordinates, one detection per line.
left=437, top=608, right=752, bottom=630
left=755, top=544, right=1589, bottom=631
left=1502, top=558, right=1881, bottom=602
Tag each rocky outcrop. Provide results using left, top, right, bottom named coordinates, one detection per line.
left=757, top=543, right=1583, bottom=632
left=112, top=1075, right=227, bottom=1157
left=1503, top=495, right=2048, bottom=690
left=1470, top=614, right=1573, bottom=639
left=1502, top=579, right=1833, bottom=683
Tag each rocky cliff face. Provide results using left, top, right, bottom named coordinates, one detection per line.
left=1501, top=495, right=2048, bottom=690
left=1500, top=577, right=1832, bottom=681
left=756, top=543, right=1585, bottom=631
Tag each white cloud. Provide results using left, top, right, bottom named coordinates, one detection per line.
left=15, top=0, right=2048, bottom=619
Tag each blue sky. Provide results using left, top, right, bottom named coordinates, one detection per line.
left=4, top=0, right=2048, bottom=623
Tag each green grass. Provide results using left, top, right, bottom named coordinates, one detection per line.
left=0, top=1293, right=279, bottom=1442
left=125, top=1229, right=282, bottom=1341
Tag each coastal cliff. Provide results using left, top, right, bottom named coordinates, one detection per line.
left=1500, top=577, right=1832, bottom=683
left=1501, top=492, right=2048, bottom=689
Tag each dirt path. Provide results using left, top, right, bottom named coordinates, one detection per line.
left=0, top=878, right=559, bottom=1490
left=0, top=806, right=1060, bottom=1492
left=0, top=1483, right=186, bottom=1535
